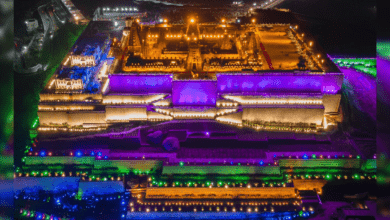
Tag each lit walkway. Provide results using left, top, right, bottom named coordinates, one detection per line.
left=126, top=211, right=299, bottom=220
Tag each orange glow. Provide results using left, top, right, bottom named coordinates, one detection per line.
left=164, top=19, right=167, bottom=23
left=252, top=19, right=255, bottom=23
left=190, top=19, right=194, bottom=23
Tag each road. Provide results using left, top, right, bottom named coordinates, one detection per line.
left=338, top=66, right=376, bottom=158
left=262, top=0, right=286, bottom=9
left=340, top=67, right=376, bottom=121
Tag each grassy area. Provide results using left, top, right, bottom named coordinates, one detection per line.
left=332, top=58, right=377, bottom=77
left=40, top=22, right=88, bottom=87
left=15, top=22, right=87, bottom=166
left=377, top=41, right=390, bottom=59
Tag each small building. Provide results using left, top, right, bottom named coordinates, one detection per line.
left=70, top=34, right=110, bottom=67
left=25, top=19, right=39, bottom=33
left=55, top=67, right=93, bottom=91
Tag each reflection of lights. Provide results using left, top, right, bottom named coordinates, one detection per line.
left=48, top=80, right=55, bottom=89
left=323, top=116, right=328, bottom=129
left=102, top=79, right=110, bottom=93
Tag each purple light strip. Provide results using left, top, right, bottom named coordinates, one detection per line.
left=317, top=194, right=323, bottom=205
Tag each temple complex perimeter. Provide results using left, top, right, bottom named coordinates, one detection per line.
left=18, top=9, right=378, bottom=220
left=38, top=11, right=343, bottom=133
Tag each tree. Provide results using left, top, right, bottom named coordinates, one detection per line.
left=297, top=56, right=306, bottom=70
left=75, top=188, right=83, bottom=201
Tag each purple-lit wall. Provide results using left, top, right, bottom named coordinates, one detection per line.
left=322, top=73, right=343, bottom=94
left=109, top=74, right=173, bottom=94
left=108, top=73, right=343, bottom=96
left=216, top=74, right=343, bottom=94
left=172, top=80, right=217, bottom=106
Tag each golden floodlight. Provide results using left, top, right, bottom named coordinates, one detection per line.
left=190, top=18, right=194, bottom=23
left=136, top=19, right=140, bottom=23
left=222, top=19, right=225, bottom=23
left=309, top=41, right=313, bottom=46
left=252, top=19, right=255, bottom=23
left=164, top=19, right=167, bottom=23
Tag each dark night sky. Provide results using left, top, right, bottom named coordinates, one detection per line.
left=71, top=0, right=376, bottom=57
left=15, top=0, right=377, bottom=55
left=15, top=0, right=378, bottom=57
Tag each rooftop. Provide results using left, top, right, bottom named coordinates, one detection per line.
left=72, top=34, right=109, bottom=56
left=117, top=14, right=340, bottom=73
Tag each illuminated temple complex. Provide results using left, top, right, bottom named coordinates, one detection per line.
left=22, top=10, right=377, bottom=219
left=38, top=15, right=343, bottom=132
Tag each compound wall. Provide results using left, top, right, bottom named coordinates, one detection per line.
left=109, top=74, right=173, bottom=94
left=172, top=80, right=217, bottom=106
left=217, top=73, right=343, bottom=94
left=243, top=107, right=324, bottom=125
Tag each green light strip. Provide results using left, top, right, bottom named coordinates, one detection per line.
left=332, top=58, right=377, bottom=77
left=377, top=42, right=390, bottom=58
